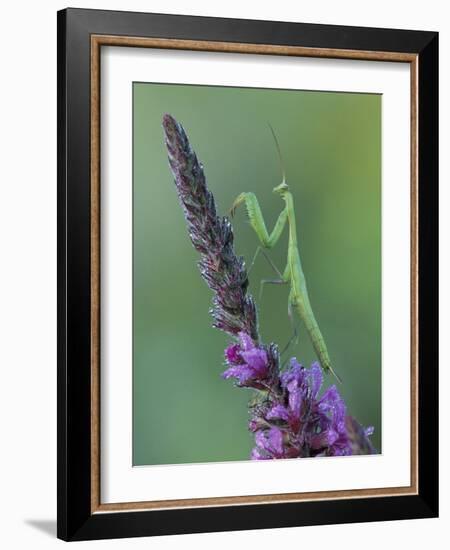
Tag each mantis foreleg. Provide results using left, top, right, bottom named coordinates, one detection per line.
left=230, top=192, right=288, bottom=249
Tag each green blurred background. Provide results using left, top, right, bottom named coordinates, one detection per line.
left=133, top=82, right=381, bottom=465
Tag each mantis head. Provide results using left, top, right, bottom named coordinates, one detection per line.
left=273, top=181, right=289, bottom=197
left=268, top=124, right=289, bottom=199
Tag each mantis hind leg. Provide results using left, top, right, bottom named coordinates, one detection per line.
left=253, top=252, right=299, bottom=356
left=259, top=278, right=287, bottom=300
left=248, top=246, right=283, bottom=278
left=247, top=246, right=287, bottom=299
left=248, top=248, right=301, bottom=360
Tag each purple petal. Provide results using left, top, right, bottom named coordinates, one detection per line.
left=241, top=347, right=268, bottom=375
left=251, top=447, right=268, bottom=460
left=283, top=358, right=307, bottom=389
left=329, top=444, right=352, bottom=457
left=268, top=427, right=285, bottom=455
left=307, top=362, right=323, bottom=398
left=255, top=428, right=285, bottom=458
left=225, top=344, right=242, bottom=365
left=267, top=404, right=290, bottom=422
left=290, top=357, right=302, bottom=370
left=238, top=331, right=254, bottom=351
left=311, top=428, right=339, bottom=450
left=255, top=429, right=268, bottom=449
left=222, top=364, right=255, bottom=385
left=318, top=385, right=346, bottom=425
left=287, top=386, right=302, bottom=417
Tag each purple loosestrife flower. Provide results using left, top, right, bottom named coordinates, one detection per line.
left=222, top=332, right=279, bottom=390
left=223, top=333, right=268, bottom=385
left=312, top=384, right=350, bottom=456
left=252, top=427, right=287, bottom=460
left=162, top=114, right=376, bottom=460
left=247, top=358, right=374, bottom=459
left=221, top=346, right=366, bottom=459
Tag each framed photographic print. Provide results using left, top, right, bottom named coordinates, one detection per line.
left=57, top=8, right=438, bottom=541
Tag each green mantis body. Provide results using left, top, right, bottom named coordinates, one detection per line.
left=231, top=129, right=341, bottom=383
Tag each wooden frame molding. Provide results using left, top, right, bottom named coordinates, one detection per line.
left=90, top=34, right=419, bottom=514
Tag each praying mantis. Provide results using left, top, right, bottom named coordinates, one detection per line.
left=230, top=126, right=341, bottom=383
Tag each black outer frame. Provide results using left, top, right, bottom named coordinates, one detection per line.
left=57, top=7, right=438, bottom=542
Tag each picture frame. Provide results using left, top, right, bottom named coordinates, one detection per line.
left=57, top=7, right=438, bottom=541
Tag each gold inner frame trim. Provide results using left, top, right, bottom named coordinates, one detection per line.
left=90, top=34, right=419, bottom=514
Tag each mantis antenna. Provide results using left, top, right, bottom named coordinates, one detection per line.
left=267, top=122, right=286, bottom=184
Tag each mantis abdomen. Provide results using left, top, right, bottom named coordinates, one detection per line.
left=288, top=248, right=335, bottom=378
left=291, top=289, right=333, bottom=375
